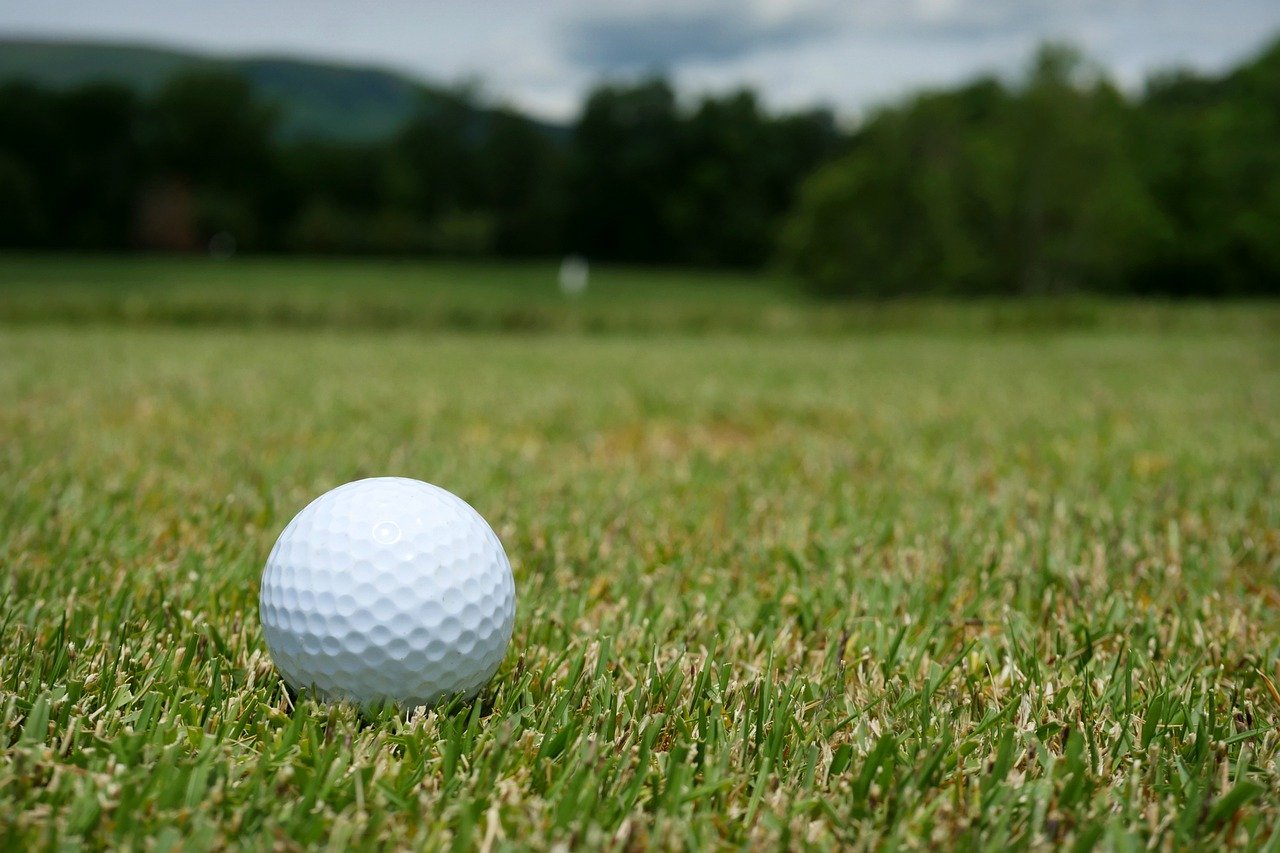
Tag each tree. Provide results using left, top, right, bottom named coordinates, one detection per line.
left=391, top=93, right=480, bottom=221
left=59, top=84, right=143, bottom=248
left=476, top=108, right=565, bottom=256
left=1005, top=46, right=1164, bottom=294
left=566, top=79, right=681, bottom=262
left=0, top=82, right=60, bottom=246
left=1133, top=38, right=1280, bottom=294
left=143, top=72, right=282, bottom=249
left=781, top=80, right=1011, bottom=296
left=565, top=80, right=843, bottom=266
left=781, top=46, right=1168, bottom=297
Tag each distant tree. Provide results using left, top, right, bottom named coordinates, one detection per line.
left=391, top=94, right=480, bottom=221
left=279, top=140, right=392, bottom=230
left=147, top=72, right=277, bottom=187
left=1, top=35, right=1277, bottom=293
left=0, top=150, right=44, bottom=246
left=0, top=82, right=60, bottom=246
left=669, top=91, right=842, bottom=266
left=566, top=79, right=843, bottom=266
left=782, top=45, right=1167, bottom=296
left=476, top=108, right=565, bottom=256
left=666, top=91, right=773, bottom=265
left=1006, top=46, right=1165, bottom=294
left=0, top=81, right=143, bottom=249
left=59, top=84, right=143, bottom=248
left=566, top=79, right=681, bottom=262
left=1134, top=38, right=1280, bottom=294
left=143, top=72, right=282, bottom=249
left=781, top=82, right=998, bottom=296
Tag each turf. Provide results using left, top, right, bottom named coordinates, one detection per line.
left=2, top=254, right=1275, bottom=335
left=2, top=259, right=1279, bottom=847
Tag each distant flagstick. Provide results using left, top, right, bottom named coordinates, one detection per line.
left=559, top=255, right=589, bottom=296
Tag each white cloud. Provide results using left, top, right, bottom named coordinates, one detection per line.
left=0, top=0, right=1277, bottom=121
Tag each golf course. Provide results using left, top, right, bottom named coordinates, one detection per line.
left=2, top=256, right=1277, bottom=847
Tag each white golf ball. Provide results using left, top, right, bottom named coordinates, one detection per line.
left=259, top=477, right=516, bottom=709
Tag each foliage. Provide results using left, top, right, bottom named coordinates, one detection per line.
left=1133, top=40, right=1280, bottom=295
left=1, top=271, right=1277, bottom=846
left=2, top=38, right=1279, bottom=292
left=563, top=81, right=841, bottom=267
left=782, top=41, right=1280, bottom=296
left=0, top=70, right=839, bottom=267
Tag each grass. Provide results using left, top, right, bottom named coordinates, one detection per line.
left=3, top=254, right=1278, bottom=335
left=1, top=257, right=1279, bottom=847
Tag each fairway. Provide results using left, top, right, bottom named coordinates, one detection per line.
left=2, top=263, right=1279, bottom=847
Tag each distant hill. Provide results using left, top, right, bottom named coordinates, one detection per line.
left=0, top=38, right=559, bottom=142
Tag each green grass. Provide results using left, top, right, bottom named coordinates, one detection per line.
left=2, top=258, right=1279, bottom=847
left=3, top=255, right=1278, bottom=335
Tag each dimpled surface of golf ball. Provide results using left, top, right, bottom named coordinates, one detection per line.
left=260, top=477, right=515, bottom=708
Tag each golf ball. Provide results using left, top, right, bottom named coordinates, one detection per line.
left=259, top=477, right=516, bottom=708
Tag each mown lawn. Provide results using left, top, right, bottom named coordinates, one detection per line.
left=2, top=254, right=1275, bottom=335
left=1, top=260, right=1278, bottom=847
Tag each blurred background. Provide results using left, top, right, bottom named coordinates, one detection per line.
left=0, top=0, right=1278, bottom=298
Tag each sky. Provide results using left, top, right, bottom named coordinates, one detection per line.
left=3, top=0, right=1279, bottom=120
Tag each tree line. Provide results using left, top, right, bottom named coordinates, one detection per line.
left=785, top=42, right=1280, bottom=296
left=0, top=73, right=841, bottom=268
left=1, top=38, right=1277, bottom=296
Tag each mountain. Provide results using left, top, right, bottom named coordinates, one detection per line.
left=0, top=38, right=551, bottom=142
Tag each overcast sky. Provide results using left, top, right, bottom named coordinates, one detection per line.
left=3, top=0, right=1279, bottom=120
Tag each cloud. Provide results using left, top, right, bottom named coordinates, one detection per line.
left=559, top=0, right=1145, bottom=71
left=555, top=0, right=1099, bottom=73
left=561, top=3, right=836, bottom=70
left=1, top=0, right=1277, bottom=121
left=553, top=0, right=1280, bottom=118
